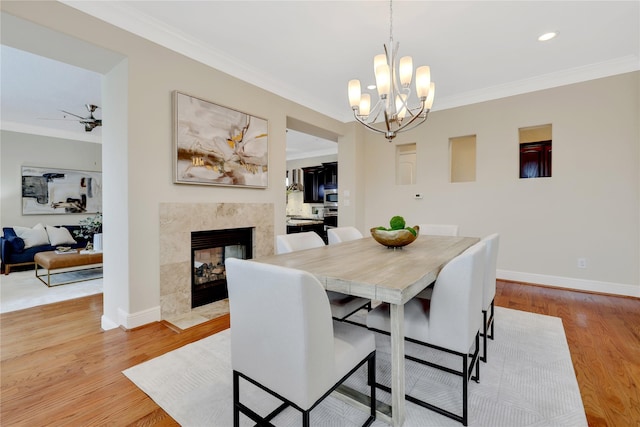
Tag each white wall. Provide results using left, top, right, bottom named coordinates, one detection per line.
left=0, top=130, right=102, bottom=228
left=361, top=72, right=640, bottom=296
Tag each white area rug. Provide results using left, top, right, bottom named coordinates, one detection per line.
left=123, top=307, right=587, bottom=426
left=0, top=269, right=102, bottom=313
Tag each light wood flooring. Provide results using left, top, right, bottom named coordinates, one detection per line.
left=1, top=280, right=638, bottom=426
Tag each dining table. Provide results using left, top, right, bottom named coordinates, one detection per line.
left=252, top=234, right=480, bottom=426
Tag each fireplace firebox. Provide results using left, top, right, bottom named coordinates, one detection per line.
left=191, top=227, right=253, bottom=308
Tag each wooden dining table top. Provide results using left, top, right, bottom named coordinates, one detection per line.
left=253, top=235, right=480, bottom=305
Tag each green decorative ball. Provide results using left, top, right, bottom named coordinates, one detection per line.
left=389, top=216, right=406, bottom=230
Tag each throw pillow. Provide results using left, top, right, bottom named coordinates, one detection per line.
left=45, top=225, right=77, bottom=246
left=6, top=236, right=25, bottom=253
left=13, top=224, right=50, bottom=249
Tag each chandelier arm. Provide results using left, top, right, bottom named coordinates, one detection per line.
left=367, top=99, right=385, bottom=124
left=402, top=102, right=425, bottom=119
left=353, top=111, right=388, bottom=135
left=395, top=111, right=431, bottom=135
left=391, top=102, right=426, bottom=133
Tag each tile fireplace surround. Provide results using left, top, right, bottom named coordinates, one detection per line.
left=159, top=202, right=274, bottom=320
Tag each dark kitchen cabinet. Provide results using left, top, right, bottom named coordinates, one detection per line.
left=520, top=141, right=552, bottom=178
left=322, top=162, right=338, bottom=189
left=303, top=162, right=338, bottom=203
left=303, top=166, right=325, bottom=203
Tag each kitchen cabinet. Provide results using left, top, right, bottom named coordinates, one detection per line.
left=303, top=162, right=338, bottom=203
left=322, top=162, right=338, bottom=188
left=520, top=141, right=551, bottom=178
left=302, top=166, right=325, bottom=203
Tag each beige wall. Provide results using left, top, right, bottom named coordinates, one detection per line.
left=361, top=72, right=639, bottom=296
left=1, top=1, right=353, bottom=328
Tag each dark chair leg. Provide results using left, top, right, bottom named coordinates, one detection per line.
left=233, top=371, right=240, bottom=427
left=369, top=352, right=376, bottom=420
left=488, top=299, right=495, bottom=340
left=481, top=309, right=488, bottom=363
left=462, top=353, right=468, bottom=426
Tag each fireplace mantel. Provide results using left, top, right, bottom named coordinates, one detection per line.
left=159, top=202, right=274, bottom=319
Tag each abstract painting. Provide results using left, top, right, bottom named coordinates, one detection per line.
left=21, top=166, right=102, bottom=215
left=173, top=91, right=268, bottom=187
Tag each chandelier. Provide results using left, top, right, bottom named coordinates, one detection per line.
left=348, top=0, right=435, bottom=142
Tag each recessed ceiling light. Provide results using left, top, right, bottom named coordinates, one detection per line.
left=367, top=84, right=376, bottom=90
left=538, top=32, right=557, bottom=42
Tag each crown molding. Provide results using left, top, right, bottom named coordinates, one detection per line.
left=433, top=55, right=640, bottom=112
left=61, top=1, right=640, bottom=124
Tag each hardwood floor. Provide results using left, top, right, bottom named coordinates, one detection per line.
left=1, top=280, right=638, bottom=426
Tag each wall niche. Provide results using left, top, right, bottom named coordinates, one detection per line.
left=519, top=124, right=552, bottom=178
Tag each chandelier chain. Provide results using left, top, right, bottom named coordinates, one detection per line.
left=389, top=0, right=393, bottom=44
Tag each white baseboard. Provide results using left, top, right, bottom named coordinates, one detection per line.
left=101, top=315, right=119, bottom=330
left=117, top=306, right=162, bottom=329
left=497, top=269, right=640, bottom=298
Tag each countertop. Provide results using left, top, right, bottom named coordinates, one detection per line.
left=286, top=216, right=324, bottom=225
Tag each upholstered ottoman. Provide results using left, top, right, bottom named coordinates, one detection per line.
left=34, top=250, right=103, bottom=287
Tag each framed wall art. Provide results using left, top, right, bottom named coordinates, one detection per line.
left=173, top=91, right=269, bottom=188
left=21, top=166, right=102, bottom=215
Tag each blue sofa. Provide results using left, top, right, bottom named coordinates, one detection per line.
left=1, top=226, right=89, bottom=274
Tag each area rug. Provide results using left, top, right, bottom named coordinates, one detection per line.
left=0, top=269, right=102, bottom=313
left=123, top=307, right=587, bottom=426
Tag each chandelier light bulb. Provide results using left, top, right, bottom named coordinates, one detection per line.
left=425, top=82, right=436, bottom=109
left=374, top=54, right=387, bottom=74
left=399, top=56, right=413, bottom=87
left=359, top=93, right=371, bottom=117
left=415, top=66, right=431, bottom=99
left=348, top=79, right=362, bottom=108
left=375, top=64, right=391, bottom=98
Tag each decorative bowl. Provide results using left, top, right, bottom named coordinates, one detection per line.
left=370, top=225, right=420, bottom=248
left=56, top=246, right=71, bottom=252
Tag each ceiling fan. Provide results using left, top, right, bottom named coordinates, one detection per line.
left=60, top=104, right=102, bottom=132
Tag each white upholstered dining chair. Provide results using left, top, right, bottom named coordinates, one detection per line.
left=479, top=233, right=500, bottom=363
left=365, top=241, right=486, bottom=426
left=226, top=258, right=376, bottom=427
left=276, top=231, right=325, bottom=253
left=327, top=226, right=364, bottom=245
left=276, top=232, right=371, bottom=321
left=414, top=224, right=460, bottom=300
left=417, top=223, right=459, bottom=236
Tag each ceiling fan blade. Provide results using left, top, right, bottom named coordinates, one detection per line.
left=60, top=110, right=86, bottom=120
left=38, top=117, right=80, bottom=121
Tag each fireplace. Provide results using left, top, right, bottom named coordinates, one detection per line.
left=191, top=227, right=253, bottom=308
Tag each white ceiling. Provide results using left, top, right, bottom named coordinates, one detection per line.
left=1, top=1, right=638, bottom=154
